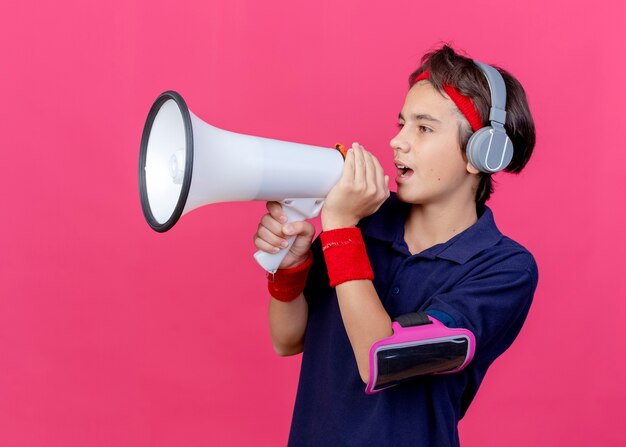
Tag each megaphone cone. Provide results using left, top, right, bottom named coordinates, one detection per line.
left=139, top=91, right=345, bottom=272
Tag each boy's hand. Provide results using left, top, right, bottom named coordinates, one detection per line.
left=253, top=201, right=316, bottom=270
left=321, top=143, right=390, bottom=231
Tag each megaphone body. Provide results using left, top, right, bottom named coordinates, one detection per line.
left=139, top=91, right=345, bottom=273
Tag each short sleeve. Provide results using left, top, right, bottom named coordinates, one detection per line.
left=425, top=253, right=539, bottom=364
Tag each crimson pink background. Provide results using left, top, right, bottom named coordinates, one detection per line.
left=1, top=1, right=625, bottom=446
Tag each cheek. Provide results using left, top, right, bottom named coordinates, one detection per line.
left=420, top=140, right=465, bottom=180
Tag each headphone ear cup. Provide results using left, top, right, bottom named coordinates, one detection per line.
left=466, top=127, right=492, bottom=173
left=466, top=127, right=514, bottom=173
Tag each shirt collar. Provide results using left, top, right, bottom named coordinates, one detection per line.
left=363, top=195, right=503, bottom=264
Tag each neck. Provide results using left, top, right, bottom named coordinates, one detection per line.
left=404, top=199, right=478, bottom=255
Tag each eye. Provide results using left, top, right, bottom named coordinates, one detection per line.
left=397, top=122, right=405, bottom=129
left=419, top=125, right=432, bottom=133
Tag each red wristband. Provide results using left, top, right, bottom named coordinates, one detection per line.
left=267, top=252, right=313, bottom=302
left=320, top=227, right=374, bottom=287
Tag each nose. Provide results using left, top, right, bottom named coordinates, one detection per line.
left=390, top=129, right=410, bottom=153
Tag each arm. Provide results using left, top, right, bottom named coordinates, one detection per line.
left=321, top=143, right=392, bottom=382
left=268, top=293, right=308, bottom=356
left=335, top=280, right=392, bottom=383
left=253, top=202, right=316, bottom=357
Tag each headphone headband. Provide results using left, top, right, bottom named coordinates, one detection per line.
left=473, top=61, right=507, bottom=126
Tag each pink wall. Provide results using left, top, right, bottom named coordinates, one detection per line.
left=1, top=0, right=625, bottom=445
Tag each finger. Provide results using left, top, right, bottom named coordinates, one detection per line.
left=353, top=144, right=365, bottom=185
left=254, top=233, right=283, bottom=253
left=363, top=150, right=377, bottom=190
left=342, top=146, right=356, bottom=183
left=260, top=213, right=286, bottom=237
left=266, top=201, right=287, bottom=223
left=257, top=224, right=289, bottom=249
left=370, top=153, right=386, bottom=192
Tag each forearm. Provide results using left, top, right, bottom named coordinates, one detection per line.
left=336, top=280, right=393, bottom=383
left=268, top=293, right=308, bottom=356
left=317, top=143, right=392, bottom=382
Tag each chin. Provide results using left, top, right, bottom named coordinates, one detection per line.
left=396, top=187, right=424, bottom=205
left=397, top=184, right=447, bottom=207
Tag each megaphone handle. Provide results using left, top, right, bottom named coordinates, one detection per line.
left=254, top=198, right=324, bottom=274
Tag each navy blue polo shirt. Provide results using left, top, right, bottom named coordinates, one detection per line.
left=288, top=194, right=538, bottom=447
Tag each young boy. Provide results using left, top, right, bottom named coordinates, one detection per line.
left=253, top=44, right=537, bottom=447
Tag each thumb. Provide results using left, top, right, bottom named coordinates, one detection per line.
left=284, top=221, right=315, bottom=258
left=283, top=220, right=315, bottom=239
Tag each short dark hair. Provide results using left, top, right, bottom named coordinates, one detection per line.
left=408, top=44, right=536, bottom=211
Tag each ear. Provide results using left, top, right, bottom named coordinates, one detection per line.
left=466, top=160, right=480, bottom=175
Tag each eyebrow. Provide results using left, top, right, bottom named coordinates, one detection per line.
left=398, top=112, right=442, bottom=124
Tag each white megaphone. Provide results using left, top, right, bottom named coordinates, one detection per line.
left=139, top=91, right=345, bottom=273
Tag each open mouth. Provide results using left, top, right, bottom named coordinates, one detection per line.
left=396, top=164, right=414, bottom=178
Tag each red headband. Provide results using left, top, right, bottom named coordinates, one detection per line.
left=413, top=70, right=483, bottom=132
